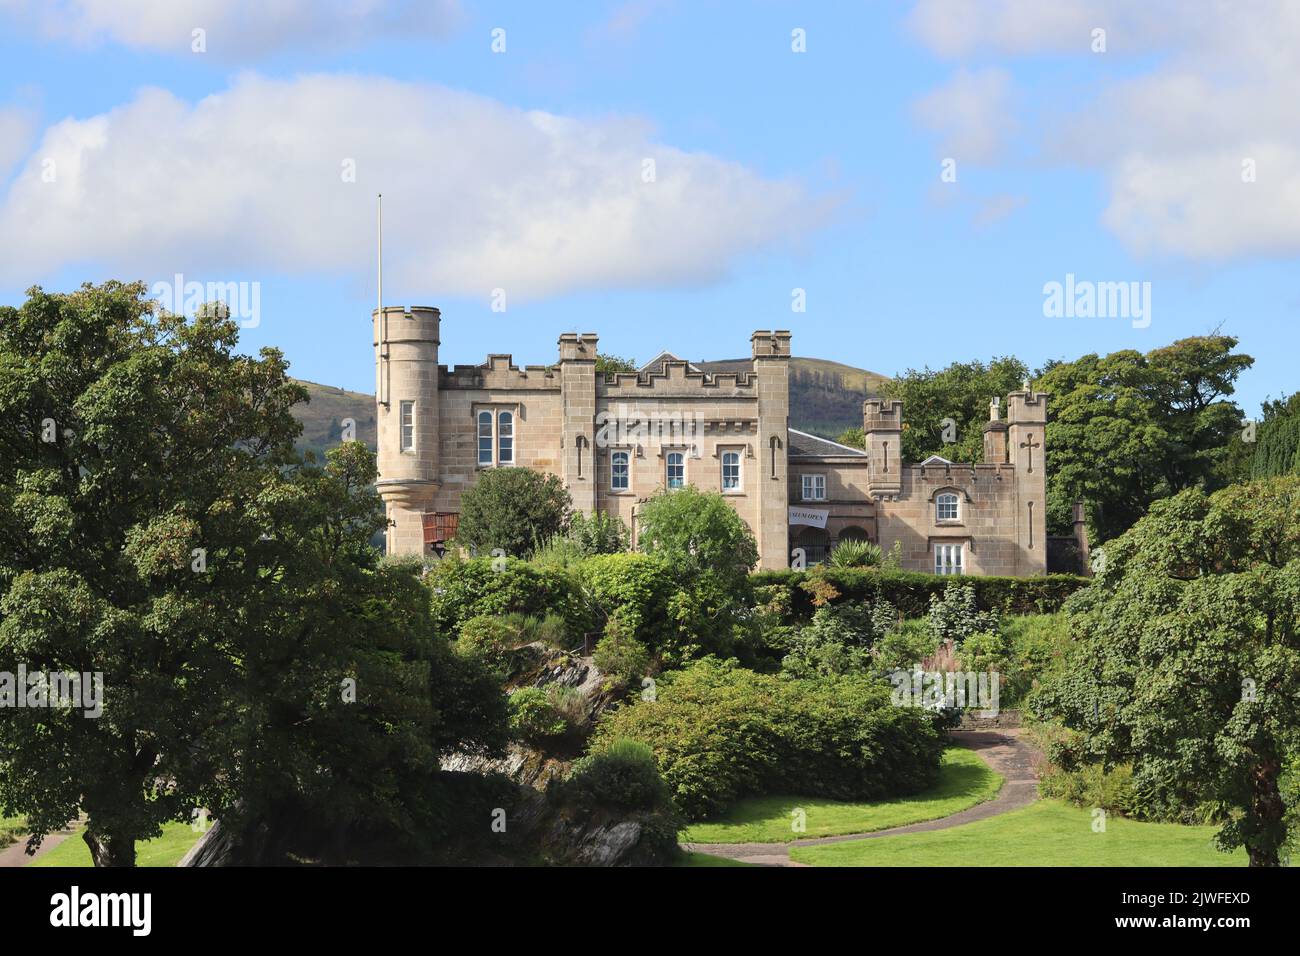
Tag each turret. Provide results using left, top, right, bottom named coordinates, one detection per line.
left=863, top=398, right=903, bottom=499
left=752, top=330, right=791, bottom=569
left=374, top=305, right=441, bottom=555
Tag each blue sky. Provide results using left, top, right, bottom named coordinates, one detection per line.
left=1, top=1, right=1297, bottom=415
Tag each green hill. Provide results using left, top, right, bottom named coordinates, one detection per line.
left=289, top=357, right=886, bottom=456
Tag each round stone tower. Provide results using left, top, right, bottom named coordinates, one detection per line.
left=373, top=305, right=441, bottom=555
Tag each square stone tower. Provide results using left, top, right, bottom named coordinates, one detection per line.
left=751, top=330, right=791, bottom=570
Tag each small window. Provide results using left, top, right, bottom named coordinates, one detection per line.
left=801, top=474, right=826, bottom=501
left=497, top=410, right=514, bottom=464
left=477, top=410, right=493, bottom=466
left=721, top=451, right=741, bottom=491
left=935, top=543, right=963, bottom=575
left=399, top=400, right=415, bottom=453
left=936, top=492, right=960, bottom=522
left=611, top=450, right=630, bottom=491
left=666, top=451, right=685, bottom=489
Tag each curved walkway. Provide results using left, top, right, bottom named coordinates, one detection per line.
left=681, top=728, right=1041, bottom=867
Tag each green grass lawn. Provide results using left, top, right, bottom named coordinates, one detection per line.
left=790, top=799, right=1247, bottom=867
left=0, top=814, right=26, bottom=850
left=29, top=822, right=206, bottom=868
left=680, top=747, right=1003, bottom=844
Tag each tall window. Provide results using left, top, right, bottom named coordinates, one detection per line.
left=477, top=410, right=493, bottom=466
left=666, top=451, right=685, bottom=489
left=399, top=400, right=415, bottom=453
left=935, top=543, right=963, bottom=575
left=936, top=492, right=960, bottom=521
left=611, top=450, right=630, bottom=491
left=801, top=474, right=826, bottom=501
left=497, top=410, right=514, bottom=464
left=721, top=451, right=741, bottom=491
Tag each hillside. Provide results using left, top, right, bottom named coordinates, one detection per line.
left=698, top=356, right=890, bottom=437
left=289, top=356, right=886, bottom=456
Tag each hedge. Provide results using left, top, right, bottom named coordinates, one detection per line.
left=750, top=567, right=1089, bottom=620
left=591, top=658, right=946, bottom=819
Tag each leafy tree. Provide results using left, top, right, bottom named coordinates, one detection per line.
left=635, top=485, right=758, bottom=588
left=880, top=357, right=1030, bottom=463
left=1032, top=477, right=1300, bottom=866
left=1246, top=391, right=1300, bottom=480
left=833, top=426, right=864, bottom=449
left=0, top=282, right=506, bottom=866
left=456, top=467, right=572, bottom=559
left=595, top=353, right=637, bottom=376
left=1038, top=335, right=1253, bottom=541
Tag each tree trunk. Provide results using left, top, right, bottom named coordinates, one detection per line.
left=83, top=829, right=136, bottom=867
left=1248, top=760, right=1284, bottom=868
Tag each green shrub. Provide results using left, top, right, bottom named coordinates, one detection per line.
left=593, top=617, right=651, bottom=686
left=566, top=739, right=669, bottom=811
left=591, top=659, right=945, bottom=819
left=872, top=619, right=939, bottom=673
left=576, top=552, right=676, bottom=648
left=566, top=510, right=630, bottom=555
left=928, top=583, right=999, bottom=644
left=457, top=615, right=518, bottom=656
left=456, top=467, right=571, bottom=559
left=829, top=539, right=883, bottom=568
left=508, top=686, right=573, bottom=743
left=427, top=555, right=591, bottom=638
left=531, top=611, right=569, bottom=649
left=750, top=566, right=1087, bottom=620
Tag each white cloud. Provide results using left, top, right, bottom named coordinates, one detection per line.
left=0, top=0, right=463, bottom=57
left=0, top=73, right=834, bottom=299
left=913, top=67, right=1016, bottom=164
left=908, top=0, right=1300, bottom=262
left=0, top=107, right=35, bottom=181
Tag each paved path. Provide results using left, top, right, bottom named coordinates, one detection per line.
left=681, top=728, right=1041, bottom=867
left=0, top=821, right=80, bottom=868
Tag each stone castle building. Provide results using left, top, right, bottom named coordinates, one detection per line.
left=373, top=305, right=1049, bottom=576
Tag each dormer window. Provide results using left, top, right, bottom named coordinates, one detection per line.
left=936, top=492, right=960, bottom=522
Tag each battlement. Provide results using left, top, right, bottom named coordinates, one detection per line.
left=751, top=330, right=792, bottom=359
left=599, top=358, right=757, bottom=398
left=440, top=355, right=559, bottom=389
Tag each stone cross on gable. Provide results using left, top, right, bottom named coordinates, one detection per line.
left=1019, top=433, right=1041, bottom=473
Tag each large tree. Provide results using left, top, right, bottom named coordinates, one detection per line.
left=0, top=282, right=306, bottom=865
left=877, top=357, right=1030, bottom=464
left=1037, top=335, right=1253, bottom=541
left=455, top=466, right=571, bottom=559
left=1033, top=477, right=1300, bottom=866
left=0, top=282, right=506, bottom=865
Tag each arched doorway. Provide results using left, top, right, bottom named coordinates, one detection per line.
left=793, top=526, right=830, bottom=565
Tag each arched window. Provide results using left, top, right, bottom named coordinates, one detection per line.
left=611, top=450, right=630, bottom=491
left=721, top=451, right=741, bottom=491
left=666, top=451, right=685, bottom=488
left=477, top=410, right=493, bottom=466
left=936, top=492, right=960, bottom=522
left=497, top=410, right=514, bottom=464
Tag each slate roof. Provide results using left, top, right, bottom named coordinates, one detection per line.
left=788, top=428, right=868, bottom=458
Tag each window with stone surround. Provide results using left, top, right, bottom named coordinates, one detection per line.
left=721, top=450, right=742, bottom=491
left=477, top=410, right=493, bottom=466
left=935, top=543, right=963, bottom=575
left=611, top=450, right=630, bottom=491
left=666, top=451, right=685, bottom=488
left=801, top=473, right=826, bottom=501
left=936, top=492, right=960, bottom=522
left=497, top=410, right=514, bottom=464
left=400, top=400, right=415, bottom=453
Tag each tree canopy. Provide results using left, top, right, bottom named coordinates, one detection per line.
left=1032, top=476, right=1300, bottom=866
left=455, top=466, right=572, bottom=559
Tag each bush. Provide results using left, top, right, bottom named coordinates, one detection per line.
left=576, top=551, right=679, bottom=655
left=591, top=659, right=945, bottom=819
left=566, top=739, right=669, bottom=811
left=566, top=510, right=630, bottom=555
left=456, top=467, right=571, bottom=559
left=829, top=539, right=883, bottom=568
left=427, top=555, right=591, bottom=638
left=928, top=583, right=1000, bottom=644
left=508, top=686, right=584, bottom=743
left=636, top=485, right=758, bottom=588
left=593, top=617, right=651, bottom=687
left=457, top=615, right=518, bottom=657
left=749, top=566, right=1087, bottom=620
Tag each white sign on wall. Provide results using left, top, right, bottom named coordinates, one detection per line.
left=788, top=506, right=829, bottom=528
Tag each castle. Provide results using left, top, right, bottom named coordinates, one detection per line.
left=373, top=306, right=1049, bottom=576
